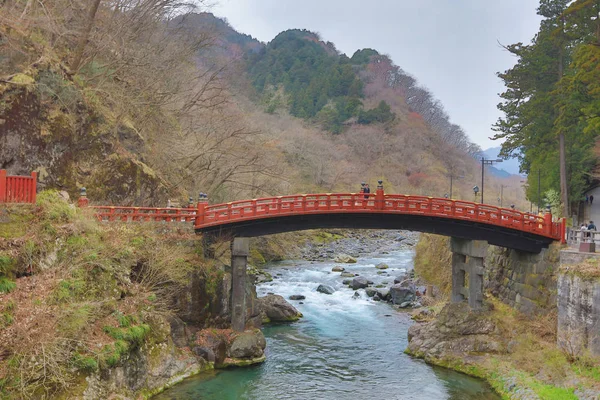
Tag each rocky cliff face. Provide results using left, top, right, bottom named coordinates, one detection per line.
left=82, top=337, right=206, bottom=399
left=557, top=273, right=600, bottom=358
left=406, top=302, right=504, bottom=362
left=0, top=66, right=171, bottom=205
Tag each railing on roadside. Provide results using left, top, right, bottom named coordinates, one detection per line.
left=194, top=191, right=566, bottom=242
left=567, top=228, right=600, bottom=247
left=0, top=170, right=37, bottom=204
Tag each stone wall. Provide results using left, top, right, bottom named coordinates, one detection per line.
left=484, top=244, right=560, bottom=315
left=557, top=251, right=600, bottom=357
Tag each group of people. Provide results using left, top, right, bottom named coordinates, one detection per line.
left=585, top=194, right=595, bottom=204
left=580, top=221, right=597, bottom=231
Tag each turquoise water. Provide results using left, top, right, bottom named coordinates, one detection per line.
left=156, top=250, right=499, bottom=400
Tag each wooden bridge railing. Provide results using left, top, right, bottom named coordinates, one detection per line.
left=195, top=191, right=566, bottom=242
left=90, top=206, right=198, bottom=222
left=78, top=187, right=566, bottom=243
left=0, top=170, right=37, bottom=204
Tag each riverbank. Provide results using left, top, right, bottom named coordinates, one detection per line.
left=156, top=247, right=500, bottom=399
left=409, top=233, right=600, bottom=400
left=0, top=192, right=268, bottom=399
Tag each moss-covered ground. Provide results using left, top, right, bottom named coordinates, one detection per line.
left=0, top=191, right=213, bottom=399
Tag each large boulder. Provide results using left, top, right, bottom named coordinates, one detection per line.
left=229, top=330, right=267, bottom=359
left=390, top=281, right=416, bottom=305
left=365, top=287, right=377, bottom=297
left=351, top=276, right=369, bottom=290
left=376, top=287, right=390, bottom=301
left=406, top=302, right=502, bottom=362
left=258, top=294, right=303, bottom=323
left=334, top=254, right=357, bottom=263
left=317, top=284, right=335, bottom=294
left=394, top=275, right=409, bottom=284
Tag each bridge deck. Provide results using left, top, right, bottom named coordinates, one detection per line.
left=195, top=191, right=564, bottom=245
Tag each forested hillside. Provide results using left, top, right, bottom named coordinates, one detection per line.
left=494, top=0, right=600, bottom=215
left=0, top=2, right=525, bottom=207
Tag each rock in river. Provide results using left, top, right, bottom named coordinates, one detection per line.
left=340, top=272, right=355, bottom=278
left=229, top=330, right=267, bottom=359
left=376, top=287, right=390, bottom=301
left=334, top=254, right=357, bottom=263
left=375, top=263, right=389, bottom=269
left=258, top=294, right=303, bottom=322
left=365, top=287, right=377, bottom=297
left=332, top=266, right=345, bottom=272
left=317, top=284, right=336, bottom=294
left=289, top=295, right=306, bottom=301
left=351, top=276, right=369, bottom=290
left=390, top=281, right=416, bottom=305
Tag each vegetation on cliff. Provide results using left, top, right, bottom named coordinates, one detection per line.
left=0, top=193, right=216, bottom=398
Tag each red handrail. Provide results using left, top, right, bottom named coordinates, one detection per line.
left=194, top=193, right=564, bottom=241
left=91, top=206, right=197, bottom=223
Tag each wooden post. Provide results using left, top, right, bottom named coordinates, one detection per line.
left=0, top=170, right=6, bottom=203
left=544, top=212, right=553, bottom=236
left=375, top=180, right=384, bottom=210
left=29, top=171, right=37, bottom=204
left=195, top=201, right=206, bottom=228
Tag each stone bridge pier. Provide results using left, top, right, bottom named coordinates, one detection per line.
left=231, top=237, right=249, bottom=332
left=450, top=237, right=487, bottom=310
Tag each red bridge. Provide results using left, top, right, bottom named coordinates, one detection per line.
left=193, top=187, right=565, bottom=253
left=79, top=185, right=565, bottom=253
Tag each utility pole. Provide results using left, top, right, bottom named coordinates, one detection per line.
left=480, top=157, right=503, bottom=204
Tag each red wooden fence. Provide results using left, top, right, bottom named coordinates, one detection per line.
left=0, top=170, right=37, bottom=204
left=194, top=191, right=566, bottom=242
left=91, top=206, right=198, bottom=222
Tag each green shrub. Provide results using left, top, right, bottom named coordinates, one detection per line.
left=0, top=254, right=15, bottom=275
left=72, top=353, right=98, bottom=372
left=58, top=305, right=92, bottom=336
left=37, top=191, right=76, bottom=222
left=100, top=340, right=130, bottom=368
left=0, top=277, right=16, bottom=293
left=52, top=278, right=86, bottom=303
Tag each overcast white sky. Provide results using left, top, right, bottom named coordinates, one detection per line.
left=211, top=0, right=542, bottom=150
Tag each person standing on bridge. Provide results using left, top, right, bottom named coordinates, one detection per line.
left=591, top=195, right=594, bottom=205
left=588, top=221, right=596, bottom=231
left=364, top=183, right=370, bottom=200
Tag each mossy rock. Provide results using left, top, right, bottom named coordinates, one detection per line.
left=10, top=73, right=35, bottom=85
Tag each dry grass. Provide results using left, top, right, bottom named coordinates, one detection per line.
left=0, top=192, right=212, bottom=398
left=559, top=258, right=600, bottom=280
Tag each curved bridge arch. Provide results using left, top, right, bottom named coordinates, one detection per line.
left=194, top=192, right=565, bottom=253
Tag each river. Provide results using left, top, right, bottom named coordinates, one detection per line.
left=156, top=247, right=499, bottom=400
